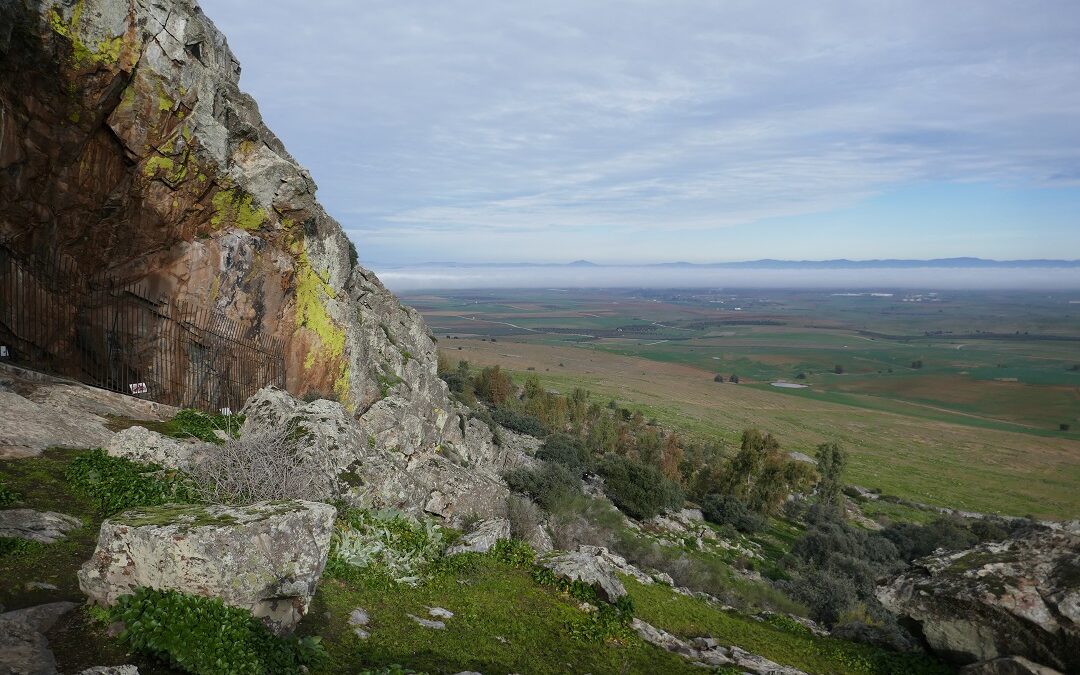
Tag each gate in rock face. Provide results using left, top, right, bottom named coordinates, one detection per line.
left=0, top=243, right=285, bottom=412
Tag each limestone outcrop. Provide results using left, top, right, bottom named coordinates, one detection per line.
left=240, top=386, right=513, bottom=520
left=0, top=0, right=470, bottom=459
left=105, top=425, right=204, bottom=470
left=0, top=509, right=82, bottom=543
left=78, top=500, right=335, bottom=635
left=0, top=601, right=78, bottom=675
left=446, top=518, right=511, bottom=555
left=876, top=524, right=1080, bottom=672
left=537, top=545, right=629, bottom=602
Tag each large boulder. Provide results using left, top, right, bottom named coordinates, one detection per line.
left=446, top=518, right=511, bottom=555
left=105, top=426, right=205, bottom=470
left=0, top=601, right=78, bottom=675
left=78, top=501, right=335, bottom=635
left=537, top=545, right=628, bottom=602
left=0, top=509, right=81, bottom=543
left=876, top=524, right=1080, bottom=672
left=241, top=387, right=512, bottom=520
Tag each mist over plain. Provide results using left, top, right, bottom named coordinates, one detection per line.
left=374, top=264, right=1080, bottom=293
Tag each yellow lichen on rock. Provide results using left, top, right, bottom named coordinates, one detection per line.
left=211, top=189, right=268, bottom=231
left=48, top=0, right=124, bottom=67
left=294, top=243, right=350, bottom=401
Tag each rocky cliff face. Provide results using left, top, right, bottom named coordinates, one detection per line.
left=877, top=523, right=1080, bottom=673
left=0, top=0, right=465, bottom=455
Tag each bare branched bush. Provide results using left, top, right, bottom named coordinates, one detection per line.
left=507, top=495, right=543, bottom=540
left=190, top=426, right=336, bottom=505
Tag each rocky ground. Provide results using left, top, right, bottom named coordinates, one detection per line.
left=3, top=364, right=1074, bottom=675
left=0, top=365, right=971, bottom=675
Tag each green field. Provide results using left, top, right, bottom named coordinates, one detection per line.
left=406, top=288, right=1080, bottom=519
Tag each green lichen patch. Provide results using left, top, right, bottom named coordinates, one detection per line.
left=211, top=188, right=269, bottom=231
left=48, top=0, right=125, bottom=68
left=114, top=503, right=241, bottom=528
left=294, top=243, right=350, bottom=400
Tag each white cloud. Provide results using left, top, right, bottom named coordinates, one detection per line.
left=202, top=0, right=1080, bottom=261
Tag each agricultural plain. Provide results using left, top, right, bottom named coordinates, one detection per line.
left=405, top=288, right=1080, bottom=519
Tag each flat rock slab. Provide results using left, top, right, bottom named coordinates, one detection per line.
left=105, top=426, right=205, bottom=470
left=0, top=509, right=82, bottom=543
left=0, top=601, right=78, bottom=675
left=78, top=501, right=335, bottom=636
left=960, top=657, right=1064, bottom=675
left=537, top=545, right=627, bottom=602
left=446, top=518, right=510, bottom=554
left=408, top=614, right=445, bottom=629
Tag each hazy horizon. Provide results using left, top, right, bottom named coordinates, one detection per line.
left=376, top=263, right=1080, bottom=293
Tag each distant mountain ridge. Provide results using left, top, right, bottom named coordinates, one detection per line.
left=394, top=258, right=1080, bottom=269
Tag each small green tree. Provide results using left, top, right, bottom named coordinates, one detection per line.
left=815, top=441, right=848, bottom=508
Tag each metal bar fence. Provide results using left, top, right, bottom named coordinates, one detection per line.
left=0, top=244, right=285, bottom=412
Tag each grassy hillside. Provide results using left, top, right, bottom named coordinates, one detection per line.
left=442, top=338, right=1080, bottom=519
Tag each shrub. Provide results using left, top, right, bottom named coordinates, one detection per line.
left=190, top=427, right=335, bottom=505
left=598, top=455, right=683, bottom=521
left=536, top=434, right=591, bottom=475
left=880, top=516, right=1020, bottom=562
left=778, top=568, right=858, bottom=626
left=507, top=494, right=543, bottom=540
left=504, top=463, right=581, bottom=511
left=67, top=449, right=198, bottom=516
left=0, top=478, right=18, bottom=506
left=328, top=508, right=448, bottom=586
left=491, top=406, right=549, bottom=437
left=1061, top=423, right=1072, bottom=432
left=701, top=494, right=765, bottom=533
left=489, top=538, right=536, bottom=568
left=167, top=409, right=243, bottom=444
left=112, top=587, right=324, bottom=675
left=473, top=365, right=514, bottom=405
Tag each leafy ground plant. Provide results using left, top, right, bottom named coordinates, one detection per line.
left=112, top=587, right=324, bottom=675
left=0, top=477, right=19, bottom=506
left=165, top=409, right=245, bottom=444
left=327, top=508, right=450, bottom=586
left=66, top=449, right=198, bottom=515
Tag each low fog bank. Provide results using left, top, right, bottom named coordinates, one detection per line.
left=373, top=264, right=1080, bottom=293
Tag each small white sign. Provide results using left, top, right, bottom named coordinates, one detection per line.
left=129, top=382, right=148, bottom=394
left=219, top=407, right=232, bottom=416
left=0, top=346, right=8, bottom=358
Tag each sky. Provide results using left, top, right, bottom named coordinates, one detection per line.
left=202, top=0, right=1080, bottom=265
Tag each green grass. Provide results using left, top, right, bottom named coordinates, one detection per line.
left=625, top=579, right=952, bottom=675
left=0, top=448, right=98, bottom=611
left=303, top=555, right=700, bottom=675
left=857, top=499, right=940, bottom=526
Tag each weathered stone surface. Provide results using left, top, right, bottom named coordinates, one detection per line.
left=408, top=614, right=445, bottom=630
left=631, top=618, right=809, bottom=674
left=0, top=509, right=81, bottom=543
left=77, top=668, right=140, bottom=675
left=105, top=425, right=204, bottom=470
left=241, top=387, right=512, bottom=520
left=524, top=521, right=555, bottom=554
left=959, top=657, right=1063, bottom=675
left=446, top=518, right=511, bottom=555
left=537, top=545, right=628, bottom=601
left=78, top=501, right=335, bottom=635
left=877, top=525, right=1080, bottom=671
left=0, top=0, right=474, bottom=466
left=0, top=601, right=77, bottom=675
left=0, top=365, right=173, bottom=459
